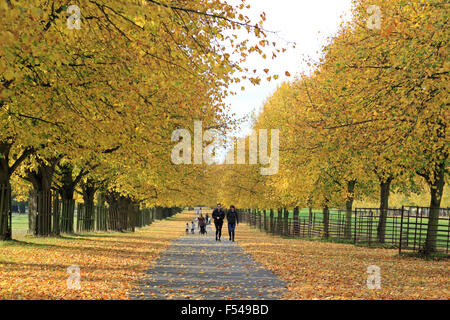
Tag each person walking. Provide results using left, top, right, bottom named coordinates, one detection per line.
left=226, top=205, right=239, bottom=242
left=212, top=203, right=225, bottom=241
left=198, top=214, right=206, bottom=234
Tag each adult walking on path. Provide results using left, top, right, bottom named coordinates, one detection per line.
left=212, top=203, right=225, bottom=241
left=198, top=213, right=206, bottom=234
left=227, top=205, right=239, bottom=242
left=132, top=213, right=287, bottom=300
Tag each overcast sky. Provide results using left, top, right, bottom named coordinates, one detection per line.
left=225, top=0, right=354, bottom=135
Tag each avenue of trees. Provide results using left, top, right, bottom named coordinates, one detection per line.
left=0, top=0, right=283, bottom=239
left=1, top=0, right=447, bottom=254
left=212, top=0, right=448, bottom=253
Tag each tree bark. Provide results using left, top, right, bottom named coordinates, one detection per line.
left=323, top=205, right=330, bottom=238
left=277, top=208, right=283, bottom=235
left=421, top=160, right=446, bottom=253
left=269, top=208, right=274, bottom=232
left=105, top=191, right=120, bottom=231
left=57, top=164, right=76, bottom=233
left=344, top=180, right=356, bottom=239
left=283, top=207, right=289, bottom=236
left=376, top=176, right=393, bottom=243
left=96, top=192, right=108, bottom=231
left=0, top=142, right=34, bottom=240
left=81, top=178, right=98, bottom=232
left=24, top=157, right=60, bottom=236
left=308, top=205, right=313, bottom=237
left=293, top=206, right=299, bottom=236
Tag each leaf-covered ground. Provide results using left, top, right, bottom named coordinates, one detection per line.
left=0, top=212, right=189, bottom=299
left=131, top=224, right=286, bottom=300
left=2, top=211, right=448, bottom=300
left=236, top=223, right=449, bottom=300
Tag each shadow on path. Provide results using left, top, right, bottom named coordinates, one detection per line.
left=131, top=225, right=287, bottom=300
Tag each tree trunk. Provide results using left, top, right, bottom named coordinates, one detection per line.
left=0, top=145, right=11, bottom=240
left=59, top=166, right=75, bottom=234
left=0, top=184, right=11, bottom=240
left=81, top=178, right=97, bottom=232
left=0, top=142, right=34, bottom=240
left=269, top=208, right=274, bottom=232
left=106, top=191, right=120, bottom=231
left=323, top=205, right=330, bottom=238
left=308, top=206, right=313, bottom=237
left=293, top=206, right=299, bottom=236
left=277, top=208, right=283, bottom=235
left=25, top=157, right=59, bottom=236
left=57, top=163, right=88, bottom=233
left=377, top=176, right=393, bottom=243
left=344, top=180, right=356, bottom=239
left=423, top=161, right=446, bottom=253
left=263, top=209, right=267, bottom=231
left=96, top=192, right=108, bottom=231
left=283, top=207, right=289, bottom=236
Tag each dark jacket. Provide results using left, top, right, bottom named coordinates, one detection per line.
left=198, top=216, right=206, bottom=227
left=212, top=208, right=225, bottom=223
left=226, top=210, right=239, bottom=225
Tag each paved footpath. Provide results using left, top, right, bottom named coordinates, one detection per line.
left=132, top=224, right=287, bottom=300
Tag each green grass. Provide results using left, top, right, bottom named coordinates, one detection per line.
left=251, top=208, right=449, bottom=227
left=247, top=209, right=449, bottom=250
left=400, top=251, right=449, bottom=261
left=11, top=213, right=29, bottom=235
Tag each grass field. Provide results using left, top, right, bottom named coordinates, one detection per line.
left=11, top=214, right=28, bottom=236
left=244, top=209, right=450, bottom=251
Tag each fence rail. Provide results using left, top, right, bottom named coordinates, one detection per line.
left=241, top=207, right=450, bottom=255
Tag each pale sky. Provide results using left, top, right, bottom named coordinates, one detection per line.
left=225, top=0, right=354, bottom=136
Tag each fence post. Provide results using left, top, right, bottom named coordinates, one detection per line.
left=354, top=209, right=357, bottom=244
